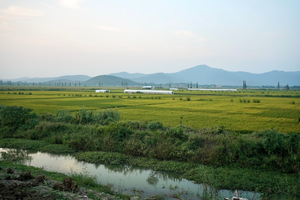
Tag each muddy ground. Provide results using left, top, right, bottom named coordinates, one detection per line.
left=0, top=166, right=122, bottom=200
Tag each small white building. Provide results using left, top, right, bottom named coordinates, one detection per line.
left=95, top=90, right=110, bottom=93
left=142, top=86, right=154, bottom=89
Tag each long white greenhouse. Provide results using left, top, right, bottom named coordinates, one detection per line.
left=124, top=90, right=174, bottom=94
left=188, top=88, right=237, bottom=91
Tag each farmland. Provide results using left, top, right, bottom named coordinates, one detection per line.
left=0, top=86, right=299, bottom=134
left=0, top=87, right=300, bottom=133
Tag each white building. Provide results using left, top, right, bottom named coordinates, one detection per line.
left=124, top=90, right=173, bottom=94
left=95, top=90, right=110, bottom=93
left=188, top=88, right=237, bottom=91
left=142, top=86, right=154, bottom=89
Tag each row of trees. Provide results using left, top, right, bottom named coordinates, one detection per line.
left=0, top=79, right=293, bottom=90
left=243, top=80, right=290, bottom=90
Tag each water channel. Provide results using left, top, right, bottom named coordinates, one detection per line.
left=0, top=148, right=259, bottom=199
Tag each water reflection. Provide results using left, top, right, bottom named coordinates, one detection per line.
left=0, top=148, right=32, bottom=164
left=0, top=148, right=260, bottom=199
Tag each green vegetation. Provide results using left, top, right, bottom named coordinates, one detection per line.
left=0, top=86, right=299, bottom=133
left=0, top=160, right=130, bottom=199
left=0, top=87, right=300, bottom=199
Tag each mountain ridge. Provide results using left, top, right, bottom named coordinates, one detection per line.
left=110, top=65, right=300, bottom=86
left=1, top=65, right=299, bottom=86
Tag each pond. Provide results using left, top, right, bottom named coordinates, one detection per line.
left=0, top=148, right=259, bottom=199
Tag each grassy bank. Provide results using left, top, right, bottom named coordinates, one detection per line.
left=1, top=139, right=299, bottom=199
left=0, top=160, right=130, bottom=200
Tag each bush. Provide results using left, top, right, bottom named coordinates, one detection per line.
left=55, top=110, right=74, bottom=123
left=148, top=121, right=164, bottom=131
left=0, top=105, right=38, bottom=132
left=30, top=122, right=68, bottom=140
left=75, top=107, right=120, bottom=125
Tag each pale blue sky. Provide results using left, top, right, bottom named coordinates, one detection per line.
left=0, top=0, right=299, bottom=79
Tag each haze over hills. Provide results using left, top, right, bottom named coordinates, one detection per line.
left=1, top=75, right=92, bottom=83
left=110, top=65, right=300, bottom=86
left=1, top=65, right=299, bottom=87
left=83, top=75, right=139, bottom=86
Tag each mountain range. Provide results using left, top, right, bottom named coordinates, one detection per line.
left=110, top=65, right=300, bottom=86
left=1, top=65, right=299, bottom=87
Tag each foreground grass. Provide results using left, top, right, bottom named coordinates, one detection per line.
left=0, top=160, right=130, bottom=199
left=0, top=139, right=299, bottom=199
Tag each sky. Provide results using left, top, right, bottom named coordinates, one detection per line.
left=0, top=0, right=299, bottom=79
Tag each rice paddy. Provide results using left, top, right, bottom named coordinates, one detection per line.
left=0, top=86, right=299, bottom=133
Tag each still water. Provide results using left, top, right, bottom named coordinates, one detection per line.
left=0, top=148, right=259, bottom=199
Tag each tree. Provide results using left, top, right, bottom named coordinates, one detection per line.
left=286, top=84, right=289, bottom=90
left=277, top=82, right=280, bottom=90
left=243, top=80, right=247, bottom=89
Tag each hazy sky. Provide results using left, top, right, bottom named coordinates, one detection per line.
left=0, top=0, right=299, bottom=79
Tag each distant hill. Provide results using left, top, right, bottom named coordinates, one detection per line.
left=131, top=73, right=182, bottom=84
left=83, top=75, right=140, bottom=86
left=2, top=65, right=299, bottom=87
left=110, top=65, right=300, bottom=86
left=1, top=75, right=91, bottom=83
left=109, top=72, right=146, bottom=79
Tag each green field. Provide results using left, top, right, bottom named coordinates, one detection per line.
left=0, top=86, right=299, bottom=133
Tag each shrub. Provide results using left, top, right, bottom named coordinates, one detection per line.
left=55, top=109, right=74, bottom=123
left=31, top=122, right=68, bottom=140
left=186, top=97, right=191, bottom=101
left=148, top=121, right=164, bottom=131
left=165, top=126, right=188, bottom=141
left=75, top=107, right=120, bottom=125
left=0, top=105, right=38, bottom=131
